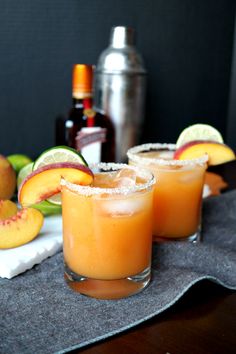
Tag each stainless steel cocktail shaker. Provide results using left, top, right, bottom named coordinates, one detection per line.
left=93, top=26, right=147, bottom=162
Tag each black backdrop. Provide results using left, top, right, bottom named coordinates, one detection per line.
left=0, top=0, right=235, bottom=158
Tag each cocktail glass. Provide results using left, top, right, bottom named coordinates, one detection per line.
left=127, top=143, right=208, bottom=242
left=61, top=162, right=155, bottom=300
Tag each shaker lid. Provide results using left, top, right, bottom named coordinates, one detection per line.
left=95, top=26, right=146, bottom=74
left=110, top=26, right=134, bottom=48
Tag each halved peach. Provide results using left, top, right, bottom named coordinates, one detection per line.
left=174, top=140, right=235, bottom=166
left=0, top=208, right=44, bottom=249
left=18, top=162, right=93, bottom=207
left=0, top=155, right=16, bottom=200
left=0, top=200, right=18, bottom=221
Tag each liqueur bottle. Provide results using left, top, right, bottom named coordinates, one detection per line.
left=56, top=64, right=115, bottom=163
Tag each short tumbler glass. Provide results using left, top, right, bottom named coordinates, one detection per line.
left=61, top=162, right=155, bottom=300
left=127, top=143, right=208, bottom=243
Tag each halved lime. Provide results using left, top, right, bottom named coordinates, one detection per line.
left=176, top=124, right=224, bottom=148
left=33, top=146, right=88, bottom=205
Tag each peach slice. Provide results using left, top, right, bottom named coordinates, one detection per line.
left=0, top=208, right=44, bottom=249
left=0, top=155, right=17, bottom=200
left=18, top=162, right=93, bottom=207
left=174, top=140, right=235, bottom=166
left=0, top=200, right=18, bottom=221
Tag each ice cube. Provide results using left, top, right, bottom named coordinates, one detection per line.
left=113, top=168, right=137, bottom=188
left=98, top=195, right=144, bottom=217
left=93, top=172, right=117, bottom=188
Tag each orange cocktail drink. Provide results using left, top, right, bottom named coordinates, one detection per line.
left=128, top=144, right=208, bottom=242
left=61, top=162, right=155, bottom=299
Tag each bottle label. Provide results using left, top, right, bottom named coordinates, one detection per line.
left=76, top=127, right=107, bottom=164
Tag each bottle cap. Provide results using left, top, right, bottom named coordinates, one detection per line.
left=72, top=64, right=93, bottom=99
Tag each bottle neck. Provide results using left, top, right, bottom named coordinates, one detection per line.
left=72, top=97, right=95, bottom=127
left=72, top=97, right=92, bottom=109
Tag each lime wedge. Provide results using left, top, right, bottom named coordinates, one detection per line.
left=176, top=124, right=224, bottom=148
left=33, top=146, right=87, bottom=170
left=17, top=162, right=34, bottom=189
left=31, top=200, right=62, bottom=216
left=46, top=193, right=62, bottom=205
left=33, top=146, right=88, bottom=205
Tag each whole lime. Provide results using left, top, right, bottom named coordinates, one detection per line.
left=7, top=154, right=33, bottom=175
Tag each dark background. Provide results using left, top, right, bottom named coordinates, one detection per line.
left=0, top=0, right=236, bottom=159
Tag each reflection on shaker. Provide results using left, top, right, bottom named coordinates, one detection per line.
left=94, top=26, right=147, bottom=162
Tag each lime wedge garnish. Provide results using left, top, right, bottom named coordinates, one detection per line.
left=46, top=193, right=62, bottom=206
left=33, top=146, right=87, bottom=170
left=17, top=162, right=34, bottom=189
left=31, top=200, right=62, bottom=216
left=176, top=124, right=224, bottom=148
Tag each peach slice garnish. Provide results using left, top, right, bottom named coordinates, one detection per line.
left=0, top=208, right=44, bottom=249
left=18, top=162, right=93, bottom=207
left=0, top=200, right=18, bottom=221
left=174, top=140, right=235, bottom=166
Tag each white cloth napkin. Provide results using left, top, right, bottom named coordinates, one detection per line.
left=203, top=184, right=211, bottom=198
left=0, top=215, right=62, bottom=279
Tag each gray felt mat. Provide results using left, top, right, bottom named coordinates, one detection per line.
left=1, top=190, right=236, bottom=354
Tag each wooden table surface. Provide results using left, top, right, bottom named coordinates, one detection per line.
left=76, top=282, right=235, bottom=354
left=73, top=162, right=236, bottom=354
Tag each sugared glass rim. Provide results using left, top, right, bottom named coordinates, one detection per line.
left=60, top=162, right=156, bottom=196
left=127, top=143, right=209, bottom=166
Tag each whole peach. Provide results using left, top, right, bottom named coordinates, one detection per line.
left=0, top=155, right=17, bottom=199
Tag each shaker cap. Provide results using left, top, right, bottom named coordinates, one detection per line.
left=95, top=26, right=146, bottom=74
left=110, top=26, right=134, bottom=48
left=72, top=64, right=93, bottom=99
